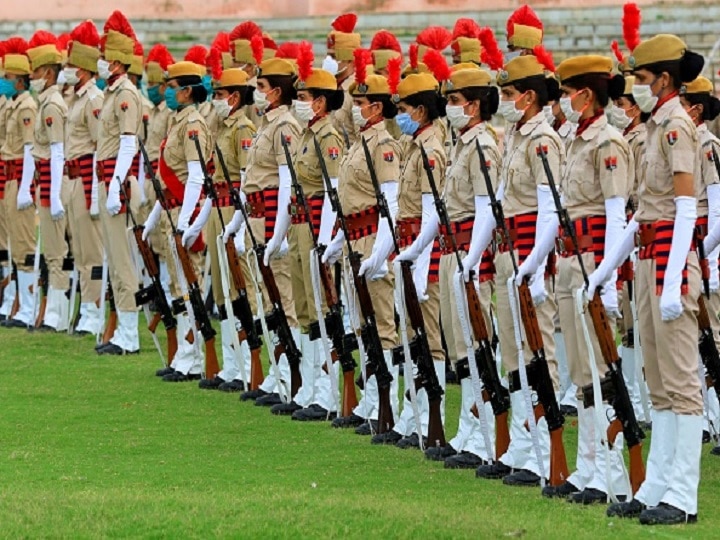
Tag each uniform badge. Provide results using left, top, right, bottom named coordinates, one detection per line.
left=666, top=130, right=678, bottom=146
left=604, top=156, right=618, bottom=170
left=484, top=160, right=491, bottom=170
left=120, top=101, right=129, bottom=112
left=535, top=144, right=549, bottom=156
left=383, top=151, right=394, bottom=162
left=241, top=139, right=252, bottom=150
left=427, top=158, right=436, bottom=170
left=45, top=117, right=53, bottom=127
left=143, top=114, right=149, bottom=122
left=707, top=150, right=715, bottom=162
left=93, top=109, right=101, bottom=119
left=328, top=147, right=339, bottom=160
left=22, top=117, right=32, bottom=126
left=283, top=134, right=292, bottom=144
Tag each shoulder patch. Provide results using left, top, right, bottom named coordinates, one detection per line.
left=666, top=130, right=678, bottom=146
left=22, top=117, right=32, bottom=126
left=93, top=109, right=101, bottom=119
left=120, top=101, right=129, bottom=112
left=283, top=134, right=292, bottom=144
left=604, top=156, right=618, bottom=170
left=241, top=139, right=252, bottom=150
left=383, top=151, right=394, bottom=162
left=327, top=147, right=340, bottom=160
left=188, top=129, right=200, bottom=140
left=706, top=150, right=714, bottom=162
left=45, top=116, right=54, bottom=127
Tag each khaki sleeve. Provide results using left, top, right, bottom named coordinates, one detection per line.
left=372, top=139, right=401, bottom=184
left=183, top=119, right=209, bottom=163
left=274, top=120, right=301, bottom=166
left=19, top=106, right=36, bottom=145
left=85, top=94, right=104, bottom=144
left=663, top=118, right=697, bottom=175
left=319, top=131, right=344, bottom=178
left=597, top=139, right=630, bottom=201
left=42, top=103, right=65, bottom=145
left=419, top=142, right=446, bottom=195
left=530, top=135, right=562, bottom=188
left=116, top=89, right=140, bottom=135
left=470, top=143, right=500, bottom=197
left=234, top=123, right=256, bottom=171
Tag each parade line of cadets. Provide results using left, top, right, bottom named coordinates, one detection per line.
left=1, top=3, right=720, bottom=527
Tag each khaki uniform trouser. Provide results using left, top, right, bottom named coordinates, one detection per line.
left=162, top=207, right=205, bottom=301
left=67, top=176, right=103, bottom=304
left=98, top=177, right=141, bottom=312
left=0, top=191, right=8, bottom=262
left=345, top=233, right=396, bottom=350
left=439, top=252, right=492, bottom=365
left=419, top=280, right=443, bottom=361
left=38, top=178, right=72, bottom=290
left=4, top=179, right=36, bottom=272
left=142, top=179, right=166, bottom=259
left=248, top=216, right=297, bottom=328
left=708, top=290, right=720, bottom=351
left=556, top=253, right=611, bottom=392
left=289, top=222, right=325, bottom=330
left=636, top=254, right=702, bottom=415
left=617, top=281, right=634, bottom=346
left=495, top=251, right=558, bottom=389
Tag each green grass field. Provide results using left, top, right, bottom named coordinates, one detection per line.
left=0, top=326, right=718, bottom=539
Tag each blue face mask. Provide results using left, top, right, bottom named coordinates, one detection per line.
left=147, top=85, right=163, bottom=106
left=396, top=112, right=420, bottom=136
left=96, top=78, right=107, bottom=91
left=0, top=78, right=18, bottom=99
left=165, top=86, right=180, bottom=111
left=202, top=75, right=213, bottom=102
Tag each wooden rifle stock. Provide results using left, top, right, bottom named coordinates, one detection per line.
left=342, top=370, right=359, bottom=417
left=249, top=346, right=264, bottom=390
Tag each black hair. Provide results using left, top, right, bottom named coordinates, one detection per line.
left=401, top=90, right=446, bottom=122
left=308, top=88, right=345, bottom=112
left=642, top=51, right=704, bottom=89
left=46, top=64, right=61, bottom=80
left=223, top=85, right=248, bottom=107
left=365, top=94, right=398, bottom=119
left=508, top=75, right=554, bottom=107
left=684, top=93, right=720, bottom=122
left=457, top=86, right=499, bottom=121
left=262, top=74, right=297, bottom=106
left=620, top=92, right=651, bottom=122
left=173, top=74, right=207, bottom=103
left=245, top=85, right=255, bottom=106
left=562, top=72, right=626, bottom=108
left=18, top=75, right=30, bottom=91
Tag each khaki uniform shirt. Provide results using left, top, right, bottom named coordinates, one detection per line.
left=33, top=85, right=68, bottom=161
left=65, top=80, right=103, bottom=160
left=0, top=96, right=9, bottom=151
left=96, top=75, right=142, bottom=161
left=636, top=96, right=701, bottom=223
left=140, top=94, right=153, bottom=143
left=244, top=104, right=301, bottom=194
left=501, top=111, right=564, bottom=218
left=146, top=100, right=172, bottom=162
left=562, top=115, right=631, bottom=222
left=213, top=108, right=256, bottom=183
left=295, top=115, right=343, bottom=198
left=398, top=125, right=446, bottom=221
left=446, top=121, right=501, bottom=222
left=161, top=105, right=211, bottom=186
left=624, top=122, right=647, bottom=209
left=245, top=77, right=263, bottom=129
left=697, top=123, right=720, bottom=218
left=199, top=100, right=220, bottom=142
left=0, top=92, right=37, bottom=161
left=331, top=75, right=357, bottom=147
left=557, top=120, right=576, bottom=150
left=338, top=121, right=401, bottom=215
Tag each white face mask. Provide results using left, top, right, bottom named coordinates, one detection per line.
left=445, top=104, right=471, bottom=130
left=505, top=50, right=521, bottom=62
left=608, top=105, right=633, bottom=130
left=62, top=67, right=79, bottom=86
left=253, top=88, right=269, bottom=113
left=543, top=105, right=556, bottom=125
left=632, top=84, right=658, bottom=113
left=352, top=105, right=368, bottom=128
left=322, top=55, right=339, bottom=77
left=497, top=97, right=526, bottom=123
left=97, top=59, right=112, bottom=81
left=293, top=100, right=314, bottom=123
left=30, top=77, right=46, bottom=94
left=212, top=98, right=232, bottom=119
left=559, top=96, right=581, bottom=124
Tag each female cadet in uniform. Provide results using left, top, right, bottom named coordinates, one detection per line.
left=321, top=52, right=401, bottom=435
left=142, top=60, right=213, bottom=381
left=377, top=64, right=447, bottom=449
left=542, top=56, right=632, bottom=504
left=475, top=54, right=564, bottom=486
left=281, top=44, right=346, bottom=421
left=589, top=34, right=705, bottom=525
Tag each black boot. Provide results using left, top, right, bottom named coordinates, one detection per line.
left=502, top=469, right=541, bottom=486
left=331, top=413, right=364, bottom=429
left=444, top=452, right=485, bottom=469
left=639, top=503, right=697, bottom=525
left=476, top=461, right=511, bottom=479
left=606, top=499, right=645, bottom=518
left=424, top=445, right=457, bottom=462
left=542, top=481, right=578, bottom=499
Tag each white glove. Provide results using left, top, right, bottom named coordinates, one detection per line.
left=600, top=283, right=620, bottom=318
left=177, top=161, right=204, bottom=230
left=17, top=143, right=35, bottom=210
left=277, top=237, right=289, bottom=259
left=182, top=197, right=212, bottom=248
left=50, top=142, right=65, bottom=220
left=529, top=265, right=547, bottom=305
left=462, top=190, right=498, bottom=282
left=317, top=177, right=338, bottom=246
left=359, top=181, right=398, bottom=279
left=107, top=134, right=136, bottom=215
left=660, top=196, right=697, bottom=322
left=138, top=157, right=147, bottom=206
left=587, top=218, right=639, bottom=297
left=601, top=195, right=627, bottom=295
left=322, top=230, right=345, bottom=265
left=263, top=164, right=292, bottom=265
left=223, top=192, right=248, bottom=243
left=516, top=185, right=558, bottom=286
left=106, top=177, right=122, bottom=216
left=234, top=222, right=247, bottom=255
left=142, top=201, right=163, bottom=241
left=707, top=183, right=720, bottom=291
left=395, top=194, right=439, bottom=264
left=90, top=153, right=99, bottom=218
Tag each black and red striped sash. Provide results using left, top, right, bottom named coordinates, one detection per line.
left=342, top=206, right=380, bottom=241
left=96, top=157, right=130, bottom=214
left=290, top=194, right=324, bottom=240
left=34, top=159, right=52, bottom=207
left=246, top=188, right=279, bottom=243
left=496, top=212, right=537, bottom=264
left=557, top=215, right=607, bottom=267
left=2, top=159, right=24, bottom=200
left=66, top=154, right=95, bottom=209
left=638, top=220, right=689, bottom=295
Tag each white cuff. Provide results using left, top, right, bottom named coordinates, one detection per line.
left=50, top=142, right=65, bottom=202
left=178, top=161, right=204, bottom=230
left=318, top=177, right=338, bottom=246
left=20, top=144, right=35, bottom=194
left=662, top=196, right=697, bottom=296
left=112, top=134, right=137, bottom=182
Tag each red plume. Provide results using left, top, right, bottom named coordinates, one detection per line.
left=276, top=42, right=299, bottom=60
left=263, top=35, right=278, bottom=52
left=452, top=18, right=480, bottom=39
left=423, top=49, right=451, bottom=83
left=297, top=41, right=314, bottom=82
left=70, top=20, right=100, bottom=48
left=184, top=45, right=208, bottom=66
left=104, top=10, right=136, bottom=40
left=408, top=43, right=419, bottom=69
left=331, top=13, right=357, bottom=33
left=533, top=45, right=555, bottom=72
left=387, top=56, right=401, bottom=96
left=207, top=46, right=223, bottom=81
left=29, top=30, right=57, bottom=49
left=146, top=44, right=174, bottom=70
left=507, top=5, right=543, bottom=39
left=0, top=42, right=6, bottom=59
left=416, top=26, right=452, bottom=52
left=4, top=37, right=29, bottom=56
left=211, top=31, right=230, bottom=53
left=57, top=33, right=71, bottom=51
left=251, top=35, right=264, bottom=65
left=133, top=41, right=143, bottom=57
left=354, top=49, right=370, bottom=87
left=622, top=2, right=642, bottom=53
left=370, top=30, right=401, bottom=53
left=230, top=21, right=262, bottom=42
left=479, top=27, right=504, bottom=71
left=610, top=40, right=625, bottom=63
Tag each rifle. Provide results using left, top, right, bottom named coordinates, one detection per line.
left=140, top=137, right=219, bottom=378
left=698, top=294, right=720, bottom=396
left=426, top=143, right=510, bottom=459
left=213, top=143, right=264, bottom=390
left=340, top=125, right=351, bottom=151
left=537, top=143, right=645, bottom=493
left=481, top=140, right=568, bottom=484
left=314, top=136, right=360, bottom=416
